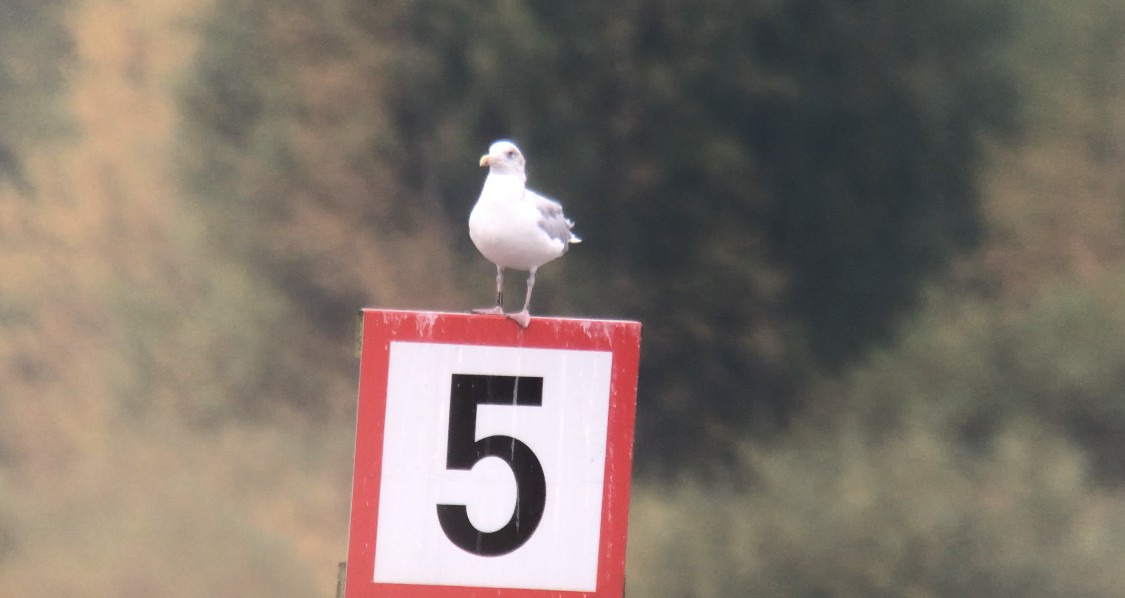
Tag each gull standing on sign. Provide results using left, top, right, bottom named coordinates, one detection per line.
left=469, top=140, right=581, bottom=328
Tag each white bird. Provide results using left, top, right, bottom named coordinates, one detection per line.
left=469, top=140, right=581, bottom=328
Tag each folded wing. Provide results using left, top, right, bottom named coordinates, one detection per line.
left=528, top=189, right=581, bottom=247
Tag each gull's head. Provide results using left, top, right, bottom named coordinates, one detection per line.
left=479, top=140, right=526, bottom=177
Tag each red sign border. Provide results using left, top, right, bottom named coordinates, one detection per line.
left=344, top=309, right=642, bottom=598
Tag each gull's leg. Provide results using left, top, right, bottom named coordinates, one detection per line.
left=473, top=266, right=505, bottom=315
left=506, top=267, right=535, bottom=328
left=495, top=265, right=505, bottom=307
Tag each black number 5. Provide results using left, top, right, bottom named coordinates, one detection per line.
left=437, top=374, right=547, bottom=556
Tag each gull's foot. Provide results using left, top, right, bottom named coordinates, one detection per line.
left=505, top=310, right=531, bottom=329
left=472, top=306, right=505, bottom=316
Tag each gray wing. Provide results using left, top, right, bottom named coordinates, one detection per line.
left=527, top=189, right=581, bottom=245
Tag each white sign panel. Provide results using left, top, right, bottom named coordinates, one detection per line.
left=344, top=310, right=641, bottom=598
left=373, top=341, right=612, bottom=591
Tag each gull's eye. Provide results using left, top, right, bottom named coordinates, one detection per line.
left=506, top=150, right=517, bottom=158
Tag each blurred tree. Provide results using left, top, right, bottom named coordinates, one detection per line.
left=627, top=417, right=1125, bottom=597
left=0, top=0, right=72, bottom=195
left=177, top=0, right=466, bottom=420
left=179, top=0, right=1022, bottom=467
left=381, top=0, right=1021, bottom=468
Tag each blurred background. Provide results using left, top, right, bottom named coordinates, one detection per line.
left=1, top=0, right=1124, bottom=595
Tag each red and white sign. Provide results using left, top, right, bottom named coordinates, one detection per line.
left=345, top=309, right=642, bottom=598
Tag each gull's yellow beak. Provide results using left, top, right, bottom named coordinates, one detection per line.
left=479, top=155, right=491, bottom=167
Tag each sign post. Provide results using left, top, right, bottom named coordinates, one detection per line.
left=344, top=310, right=641, bottom=597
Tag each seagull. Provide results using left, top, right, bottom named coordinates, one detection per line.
left=469, top=140, right=581, bottom=328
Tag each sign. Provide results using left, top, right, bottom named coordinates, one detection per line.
left=345, top=310, right=642, bottom=598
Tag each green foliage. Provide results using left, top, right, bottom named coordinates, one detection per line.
left=628, top=419, right=1125, bottom=597
left=1008, top=0, right=1125, bottom=143
left=838, top=276, right=1125, bottom=480
left=0, top=0, right=72, bottom=194
left=109, top=251, right=344, bottom=424
left=176, top=0, right=468, bottom=423
left=375, top=0, right=1023, bottom=466
left=0, top=473, right=13, bottom=563
left=0, top=424, right=332, bottom=597
left=627, top=274, right=1125, bottom=595
left=177, top=0, right=294, bottom=228
left=172, top=0, right=1028, bottom=465
left=749, top=0, right=1019, bottom=358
